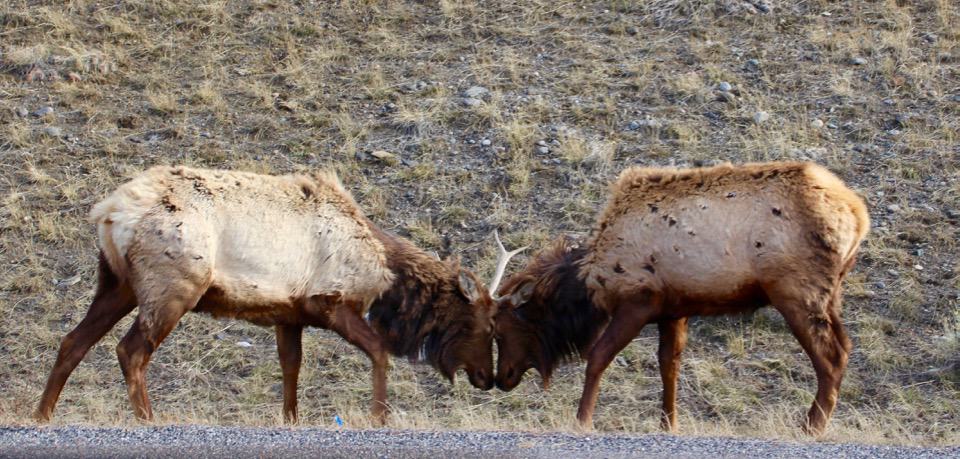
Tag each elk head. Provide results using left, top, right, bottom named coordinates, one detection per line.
left=491, top=236, right=602, bottom=391
left=445, top=265, right=497, bottom=391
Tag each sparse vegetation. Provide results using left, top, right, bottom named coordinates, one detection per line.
left=0, top=0, right=958, bottom=446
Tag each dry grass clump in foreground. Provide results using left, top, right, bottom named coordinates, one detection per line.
left=1, top=0, right=958, bottom=446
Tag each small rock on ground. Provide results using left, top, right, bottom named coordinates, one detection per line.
left=33, top=106, right=54, bottom=117
left=370, top=150, right=400, bottom=165
left=463, top=86, right=488, bottom=99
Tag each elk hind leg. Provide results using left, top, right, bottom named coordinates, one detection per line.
left=116, top=280, right=205, bottom=421
left=657, top=317, right=688, bottom=433
left=35, top=255, right=136, bottom=421
left=773, top=288, right=849, bottom=436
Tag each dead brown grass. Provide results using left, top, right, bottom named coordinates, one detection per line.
left=1, top=0, right=958, bottom=446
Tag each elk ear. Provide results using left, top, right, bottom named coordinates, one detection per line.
left=458, top=270, right=484, bottom=303
left=509, top=281, right=535, bottom=307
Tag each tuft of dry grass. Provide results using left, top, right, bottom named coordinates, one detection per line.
left=0, top=0, right=958, bottom=447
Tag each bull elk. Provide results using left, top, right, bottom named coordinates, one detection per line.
left=492, top=161, right=869, bottom=435
left=35, top=166, right=509, bottom=424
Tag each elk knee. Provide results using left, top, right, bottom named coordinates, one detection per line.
left=370, top=348, right=388, bottom=367
left=808, top=313, right=832, bottom=340
left=57, top=334, right=80, bottom=360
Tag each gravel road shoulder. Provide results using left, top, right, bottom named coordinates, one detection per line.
left=0, top=426, right=956, bottom=459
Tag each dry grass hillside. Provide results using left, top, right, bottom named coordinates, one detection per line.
left=1, top=0, right=958, bottom=446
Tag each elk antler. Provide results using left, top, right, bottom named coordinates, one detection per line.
left=489, top=229, right=528, bottom=296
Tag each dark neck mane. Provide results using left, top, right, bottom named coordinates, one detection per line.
left=365, top=227, right=457, bottom=370
left=499, top=238, right=610, bottom=375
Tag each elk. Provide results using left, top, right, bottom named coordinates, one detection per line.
left=492, top=161, right=869, bottom=435
left=35, top=166, right=503, bottom=424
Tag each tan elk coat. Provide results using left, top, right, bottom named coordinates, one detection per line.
left=90, top=166, right=394, bottom=326
left=581, top=162, right=869, bottom=315
left=493, top=161, right=869, bottom=436
left=37, top=166, right=497, bottom=425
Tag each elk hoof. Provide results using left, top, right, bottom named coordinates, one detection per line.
left=574, top=417, right=595, bottom=433
left=32, top=410, right=52, bottom=423
left=370, top=405, right=389, bottom=427
left=660, top=419, right=678, bottom=433
left=802, top=419, right=826, bottom=437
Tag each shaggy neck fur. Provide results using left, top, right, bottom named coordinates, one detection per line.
left=499, top=238, right=610, bottom=377
left=365, top=227, right=472, bottom=377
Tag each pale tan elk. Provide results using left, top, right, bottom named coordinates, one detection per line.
left=35, top=166, right=506, bottom=424
left=492, top=161, right=869, bottom=435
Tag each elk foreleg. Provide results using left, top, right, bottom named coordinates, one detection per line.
left=276, top=324, right=303, bottom=423
left=576, top=300, right=658, bottom=430
left=328, top=301, right=389, bottom=425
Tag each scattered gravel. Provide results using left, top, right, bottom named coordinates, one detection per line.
left=461, top=97, right=482, bottom=107
left=753, top=111, right=770, bottom=124
left=850, top=57, right=867, bottom=65
left=0, top=426, right=954, bottom=459
left=717, top=81, right=733, bottom=92
left=43, top=126, right=62, bottom=138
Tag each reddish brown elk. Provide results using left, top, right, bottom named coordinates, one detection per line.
left=492, top=162, right=869, bottom=435
left=35, top=166, right=503, bottom=424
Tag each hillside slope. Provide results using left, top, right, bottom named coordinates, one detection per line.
left=0, top=0, right=957, bottom=445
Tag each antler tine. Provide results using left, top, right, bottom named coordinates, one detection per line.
left=488, top=229, right=528, bottom=296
